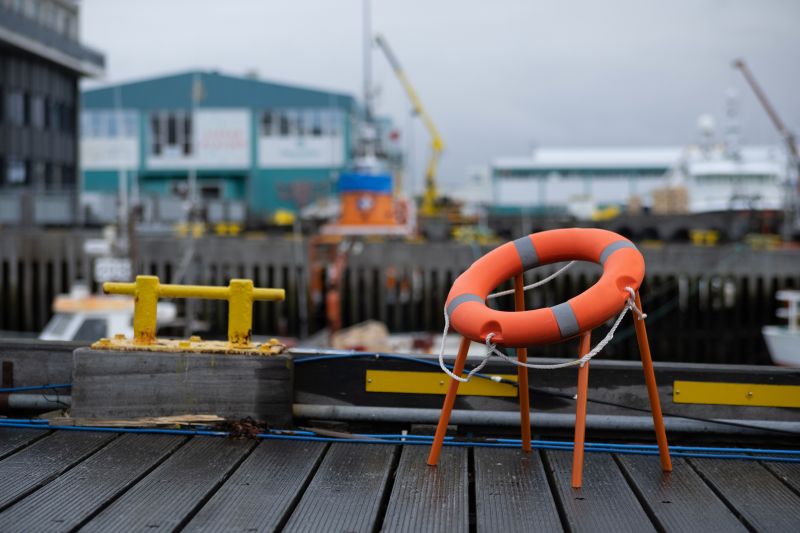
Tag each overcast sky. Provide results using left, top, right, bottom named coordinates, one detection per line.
left=81, top=0, right=800, bottom=192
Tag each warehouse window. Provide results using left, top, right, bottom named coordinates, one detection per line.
left=261, top=108, right=343, bottom=138
left=325, top=109, right=343, bottom=136
left=183, top=114, right=192, bottom=155
left=287, top=110, right=300, bottom=136
left=310, top=110, right=322, bottom=136
left=167, top=114, right=177, bottom=144
left=261, top=111, right=273, bottom=136
left=278, top=112, right=289, bottom=136
left=150, top=114, right=161, bottom=154
left=306, top=110, right=317, bottom=135
left=150, top=111, right=192, bottom=156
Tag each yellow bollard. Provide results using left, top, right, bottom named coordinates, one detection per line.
left=103, top=275, right=285, bottom=349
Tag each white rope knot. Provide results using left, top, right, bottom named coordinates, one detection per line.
left=437, top=280, right=648, bottom=380
left=624, top=287, right=647, bottom=320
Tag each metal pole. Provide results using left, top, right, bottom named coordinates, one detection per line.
left=114, top=86, right=128, bottom=249
left=293, top=404, right=800, bottom=435
left=362, top=0, right=372, bottom=122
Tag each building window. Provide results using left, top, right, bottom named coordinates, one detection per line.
left=183, top=114, right=192, bottom=155
left=30, top=95, right=45, bottom=128
left=150, top=114, right=161, bottom=155
left=310, top=110, right=322, bottom=136
left=62, top=165, right=76, bottom=189
left=150, top=111, right=192, bottom=156
left=167, top=114, right=177, bottom=145
left=303, top=109, right=317, bottom=137
left=44, top=163, right=54, bottom=190
left=22, top=92, right=30, bottom=125
left=32, top=161, right=46, bottom=189
left=200, top=184, right=221, bottom=199
left=286, top=110, right=299, bottom=136
left=6, top=158, right=27, bottom=185
left=6, top=91, right=24, bottom=125
left=260, top=108, right=342, bottom=138
left=278, top=112, right=289, bottom=136
left=52, top=102, right=73, bottom=133
left=261, top=111, right=273, bottom=136
left=43, top=97, right=51, bottom=129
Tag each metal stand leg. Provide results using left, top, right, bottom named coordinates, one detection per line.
left=571, top=331, right=592, bottom=488
left=427, top=336, right=472, bottom=466
left=633, top=291, right=672, bottom=472
left=514, top=274, right=532, bottom=453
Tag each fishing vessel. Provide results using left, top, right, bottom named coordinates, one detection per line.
left=763, top=290, right=800, bottom=367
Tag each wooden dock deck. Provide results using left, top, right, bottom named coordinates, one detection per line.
left=0, top=429, right=797, bottom=532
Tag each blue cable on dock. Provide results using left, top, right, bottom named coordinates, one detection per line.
left=0, top=420, right=798, bottom=463
left=0, top=384, right=72, bottom=393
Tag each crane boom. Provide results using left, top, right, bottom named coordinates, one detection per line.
left=375, top=33, right=444, bottom=216
left=733, top=59, right=800, bottom=181
left=734, top=58, right=800, bottom=237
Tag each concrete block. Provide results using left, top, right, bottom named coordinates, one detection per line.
left=71, top=348, right=293, bottom=426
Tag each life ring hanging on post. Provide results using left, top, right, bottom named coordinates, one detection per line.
left=444, top=228, right=645, bottom=347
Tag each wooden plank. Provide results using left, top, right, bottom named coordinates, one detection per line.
left=382, top=445, right=468, bottom=533
left=0, top=430, right=114, bottom=510
left=185, top=440, right=327, bottom=532
left=762, top=461, right=800, bottom=494
left=283, top=443, right=397, bottom=533
left=543, top=450, right=656, bottom=533
left=81, top=436, right=254, bottom=532
left=0, top=434, right=184, bottom=532
left=474, top=448, right=562, bottom=533
left=0, top=428, right=46, bottom=460
left=690, top=457, right=800, bottom=532
left=617, top=455, right=747, bottom=532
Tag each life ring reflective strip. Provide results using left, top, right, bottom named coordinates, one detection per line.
left=445, top=228, right=645, bottom=347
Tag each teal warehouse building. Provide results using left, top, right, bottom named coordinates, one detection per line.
left=80, top=70, right=365, bottom=224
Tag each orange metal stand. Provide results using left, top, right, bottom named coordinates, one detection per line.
left=428, top=289, right=672, bottom=488
left=633, top=291, right=672, bottom=472
left=514, top=274, right=532, bottom=453
left=571, top=331, right=592, bottom=488
left=427, top=336, right=471, bottom=466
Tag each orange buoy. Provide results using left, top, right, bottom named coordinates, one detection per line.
left=445, top=228, right=644, bottom=347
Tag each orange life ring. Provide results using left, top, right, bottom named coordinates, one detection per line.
left=445, top=228, right=644, bottom=347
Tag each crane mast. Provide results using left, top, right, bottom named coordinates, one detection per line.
left=375, top=33, right=444, bottom=216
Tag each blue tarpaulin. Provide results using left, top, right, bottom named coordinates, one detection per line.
left=338, top=172, right=393, bottom=193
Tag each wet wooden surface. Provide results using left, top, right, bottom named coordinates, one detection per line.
left=0, top=430, right=795, bottom=532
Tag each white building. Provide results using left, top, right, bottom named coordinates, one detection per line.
left=487, top=144, right=790, bottom=216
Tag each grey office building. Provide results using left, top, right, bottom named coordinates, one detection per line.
left=0, top=0, right=104, bottom=224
